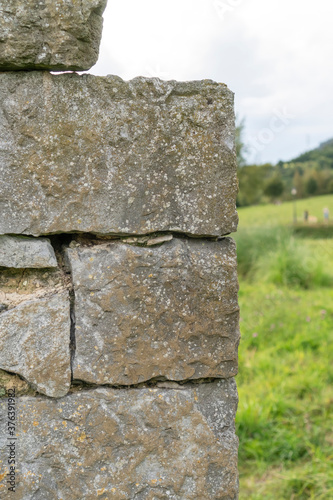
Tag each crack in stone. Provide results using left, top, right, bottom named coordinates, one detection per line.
left=48, top=235, right=76, bottom=381
left=6, top=229, right=229, bottom=242
left=69, top=376, right=227, bottom=393
left=69, top=288, right=76, bottom=381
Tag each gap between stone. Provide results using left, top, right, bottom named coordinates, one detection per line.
left=48, top=234, right=76, bottom=381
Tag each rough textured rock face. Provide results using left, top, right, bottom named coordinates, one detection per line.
left=0, top=267, right=71, bottom=397
left=0, top=235, right=57, bottom=268
left=0, top=72, right=238, bottom=238
left=0, top=292, right=71, bottom=397
left=0, top=0, right=107, bottom=71
left=66, top=237, right=240, bottom=385
left=0, top=265, right=68, bottom=311
left=0, top=380, right=239, bottom=499
left=0, top=368, right=33, bottom=397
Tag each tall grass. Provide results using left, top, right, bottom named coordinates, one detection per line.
left=234, top=218, right=333, bottom=498
left=237, top=282, right=333, bottom=499
left=235, top=227, right=332, bottom=288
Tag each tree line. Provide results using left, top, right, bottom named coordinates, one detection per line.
left=236, top=121, right=333, bottom=207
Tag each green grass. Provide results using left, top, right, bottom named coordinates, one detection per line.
left=293, top=224, right=333, bottom=239
left=235, top=227, right=333, bottom=288
left=233, top=195, right=333, bottom=499
left=238, top=193, right=333, bottom=228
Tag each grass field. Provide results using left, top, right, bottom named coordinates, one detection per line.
left=238, top=193, right=333, bottom=228
left=233, top=195, right=333, bottom=499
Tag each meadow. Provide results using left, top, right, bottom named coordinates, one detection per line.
left=233, top=194, right=333, bottom=499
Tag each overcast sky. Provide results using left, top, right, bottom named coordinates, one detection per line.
left=90, top=0, right=333, bottom=165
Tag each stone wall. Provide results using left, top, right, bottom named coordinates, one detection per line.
left=0, top=2, right=240, bottom=498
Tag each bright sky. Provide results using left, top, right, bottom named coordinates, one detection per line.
left=90, top=0, right=333, bottom=165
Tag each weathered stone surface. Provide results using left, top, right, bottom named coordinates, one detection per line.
left=0, top=368, right=33, bottom=397
left=0, top=72, right=238, bottom=238
left=0, top=379, right=239, bottom=499
left=0, top=0, right=107, bottom=71
left=0, top=266, right=69, bottom=310
left=0, top=235, right=57, bottom=268
left=66, top=237, right=239, bottom=385
left=0, top=266, right=71, bottom=397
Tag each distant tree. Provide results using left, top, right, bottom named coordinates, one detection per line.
left=306, top=176, right=318, bottom=195
left=316, top=169, right=333, bottom=194
left=236, top=135, right=333, bottom=206
left=235, top=117, right=247, bottom=167
left=237, top=164, right=273, bottom=206
left=264, top=177, right=285, bottom=200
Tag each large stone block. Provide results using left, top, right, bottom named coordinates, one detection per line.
left=0, top=380, right=239, bottom=499
left=66, top=237, right=239, bottom=385
left=0, top=267, right=71, bottom=397
left=0, top=0, right=107, bottom=71
left=0, top=235, right=57, bottom=268
left=0, top=72, right=238, bottom=238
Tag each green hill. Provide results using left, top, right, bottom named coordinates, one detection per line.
left=290, top=138, right=333, bottom=170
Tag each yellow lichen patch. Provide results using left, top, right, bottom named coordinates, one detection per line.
left=25, top=471, right=36, bottom=477
left=77, top=432, right=86, bottom=442
left=33, top=421, right=39, bottom=426
left=0, top=472, right=7, bottom=482
left=62, top=421, right=67, bottom=427
left=97, top=488, right=106, bottom=496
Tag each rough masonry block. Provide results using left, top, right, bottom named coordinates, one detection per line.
left=0, top=267, right=71, bottom=397
left=0, top=72, right=238, bottom=238
left=66, top=237, right=240, bottom=385
left=0, top=380, right=239, bottom=499
left=0, top=235, right=57, bottom=268
left=0, top=0, right=107, bottom=71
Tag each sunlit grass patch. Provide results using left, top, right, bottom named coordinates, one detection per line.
left=235, top=228, right=333, bottom=288
left=236, top=282, right=333, bottom=498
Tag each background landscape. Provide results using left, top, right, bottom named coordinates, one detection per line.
left=235, top=132, right=333, bottom=498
